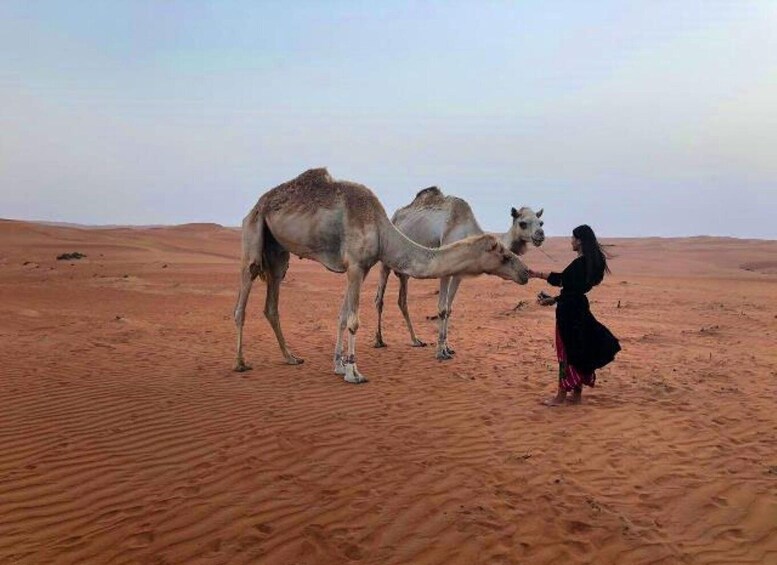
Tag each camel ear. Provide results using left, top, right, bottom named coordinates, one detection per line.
left=488, top=239, right=500, bottom=252
left=536, top=208, right=543, bottom=218
left=511, top=207, right=519, bottom=219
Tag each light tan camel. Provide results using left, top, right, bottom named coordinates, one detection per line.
left=234, top=168, right=530, bottom=383
left=374, top=186, right=545, bottom=359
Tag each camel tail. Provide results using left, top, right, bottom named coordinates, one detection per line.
left=242, top=207, right=267, bottom=282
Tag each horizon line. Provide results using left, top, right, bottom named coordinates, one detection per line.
left=2, top=217, right=775, bottom=242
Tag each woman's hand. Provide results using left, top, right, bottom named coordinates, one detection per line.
left=537, top=291, right=556, bottom=306
left=528, top=269, right=545, bottom=279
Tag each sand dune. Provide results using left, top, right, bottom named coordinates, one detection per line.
left=1, top=219, right=775, bottom=564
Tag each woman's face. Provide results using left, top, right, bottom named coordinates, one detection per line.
left=571, top=236, right=582, bottom=253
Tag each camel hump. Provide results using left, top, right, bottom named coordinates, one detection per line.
left=258, top=167, right=341, bottom=214
left=295, top=167, right=333, bottom=184
left=413, top=186, right=443, bottom=202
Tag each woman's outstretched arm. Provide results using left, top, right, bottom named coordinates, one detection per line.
left=528, top=269, right=562, bottom=286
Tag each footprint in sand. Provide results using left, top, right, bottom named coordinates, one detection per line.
left=341, top=542, right=364, bottom=560
left=565, top=519, right=593, bottom=534
left=205, top=538, right=222, bottom=553
left=126, top=530, right=154, bottom=548
left=175, top=485, right=200, bottom=497
left=58, top=535, right=83, bottom=548
left=711, top=495, right=729, bottom=507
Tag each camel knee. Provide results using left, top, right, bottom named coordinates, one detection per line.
left=246, top=260, right=264, bottom=282
left=437, top=308, right=450, bottom=320
left=234, top=306, right=245, bottom=326
left=347, top=312, right=360, bottom=334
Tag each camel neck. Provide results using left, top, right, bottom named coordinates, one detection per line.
left=379, top=223, right=480, bottom=279
left=493, top=230, right=527, bottom=256
left=495, top=231, right=512, bottom=248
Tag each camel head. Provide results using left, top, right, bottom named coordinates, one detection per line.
left=477, top=235, right=529, bottom=285
left=507, top=207, right=545, bottom=255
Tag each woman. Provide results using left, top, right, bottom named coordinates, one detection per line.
left=529, top=225, right=621, bottom=405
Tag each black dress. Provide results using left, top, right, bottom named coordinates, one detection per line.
left=548, top=257, right=621, bottom=379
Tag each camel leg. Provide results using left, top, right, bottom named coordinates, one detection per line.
left=398, top=274, right=427, bottom=347
left=439, top=276, right=462, bottom=357
left=334, top=298, right=348, bottom=375
left=343, top=266, right=368, bottom=384
left=373, top=263, right=391, bottom=348
left=435, top=276, right=453, bottom=360
left=264, top=252, right=303, bottom=365
left=234, top=263, right=258, bottom=372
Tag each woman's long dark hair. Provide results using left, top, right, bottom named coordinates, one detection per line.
left=573, top=224, right=610, bottom=286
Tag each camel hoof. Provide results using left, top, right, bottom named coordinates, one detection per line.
left=234, top=361, right=253, bottom=372
left=436, top=351, right=453, bottom=361
left=411, top=339, right=427, bottom=348
left=373, top=340, right=387, bottom=349
left=334, top=364, right=346, bottom=376
left=285, top=356, right=304, bottom=365
left=344, top=373, right=368, bottom=384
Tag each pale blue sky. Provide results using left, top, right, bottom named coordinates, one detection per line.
left=1, top=1, right=775, bottom=237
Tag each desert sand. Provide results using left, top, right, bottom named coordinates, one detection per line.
left=1, top=218, right=775, bottom=565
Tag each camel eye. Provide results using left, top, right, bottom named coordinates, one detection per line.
left=501, top=255, right=510, bottom=264
left=519, top=222, right=527, bottom=229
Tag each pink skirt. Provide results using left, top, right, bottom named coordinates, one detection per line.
left=556, top=324, right=596, bottom=392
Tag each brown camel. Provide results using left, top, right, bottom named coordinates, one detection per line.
left=374, top=186, right=545, bottom=359
left=234, top=168, right=530, bottom=383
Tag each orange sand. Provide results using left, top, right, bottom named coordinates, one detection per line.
left=1, top=219, right=775, bottom=564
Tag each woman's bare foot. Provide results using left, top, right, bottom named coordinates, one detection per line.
left=567, top=391, right=582, bottom=404
left=542, top=390, right=567, bottom=406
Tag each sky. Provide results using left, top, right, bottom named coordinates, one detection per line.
left=1, top=1, right=775, bottom=238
